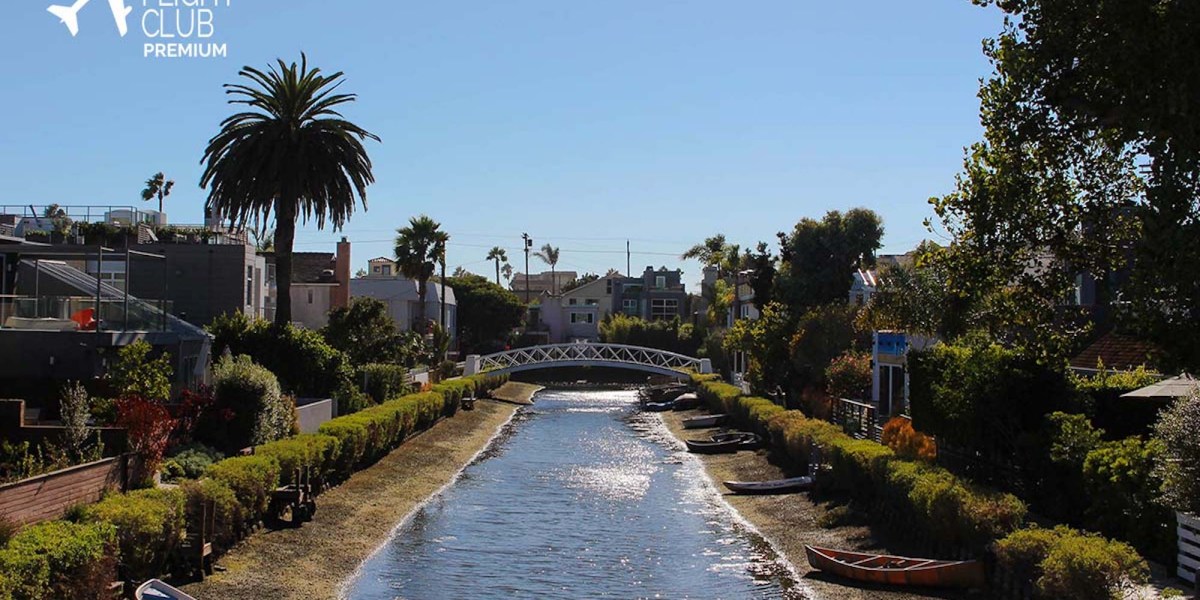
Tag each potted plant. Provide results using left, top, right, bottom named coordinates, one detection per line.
left=1153, top=387, right=1200, bottom=588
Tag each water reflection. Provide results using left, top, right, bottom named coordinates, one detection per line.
left=347, top=388, right=804, bottom=599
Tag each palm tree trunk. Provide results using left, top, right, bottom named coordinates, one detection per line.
left=551, top=265, right=556, bottom=295
left=416, top=276, right=428, bottom=332
left=495, top=259, right=500, bottom=286
left=274, top=202, right=296, bottom=326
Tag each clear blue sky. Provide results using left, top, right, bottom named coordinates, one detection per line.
left=1, top=1, right=1002, bottom=287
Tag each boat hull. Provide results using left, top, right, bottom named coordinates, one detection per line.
left=804, top=545, right=986, bottom=589
left=723, top=476, right=813, bottom=494
left=682, top=414, right=726, bottom=429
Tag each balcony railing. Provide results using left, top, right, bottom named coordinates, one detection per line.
left=0, top=295, right=172, bottom=332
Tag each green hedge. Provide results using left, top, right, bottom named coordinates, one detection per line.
left=0, top=520, right=116, bottom=599
left=693, top=375, right=1027, bottom=554
left=84, top=488, right=185, bottom=583
left=358, top=363, right=413, bottom=404
left=211, top=355, right=293, bottom=450
left=180, top=478, right=242, bottom=550
left=995, top=525, right=1148, bottom=599
left=205, top=455, right=281, bottom=525
left=254, top=434, right=340, bottom=486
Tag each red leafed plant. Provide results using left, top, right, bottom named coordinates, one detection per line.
left=116, top=396, right=175, bottom=486
left=174, top=385, right=218, bottom=444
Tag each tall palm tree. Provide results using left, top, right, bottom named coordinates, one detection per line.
left=501, top=263, right=514, bottom=283
left=534, top=243, right=561, bottom=295
left=486, top=246, right=508, bottom=286
left=681, top=234, right=730, bottom=272
left=201, top=54, right=379, bottom=325
left=140, top=172, right=175, bottom=215
left=395, top=215, right=448, bottom=332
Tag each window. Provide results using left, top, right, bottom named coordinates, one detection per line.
left=267, top=264, right=276, bottom=286
left=622, top=298, right=638, bottom=314
left=585, top=298, right=598, bottom=306
left=650, top=298, right=678, bottom=320
left=307, top=289, right=314, bottom=304
left=246, top=265, right=254, bottom=305
left=570, top=312, right=595, bottom=324
left=605, top=280, right=613, bottom=294
left=741, top=304, right=752, bottom=318
left=569, top=298, right=577, bottom=306
left=655, top=275, right=666, bottom=289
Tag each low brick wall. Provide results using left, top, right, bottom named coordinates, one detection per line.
left=0, top=454, right=134, bottom=526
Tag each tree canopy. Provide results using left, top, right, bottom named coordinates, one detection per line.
left=447, top=273, right=525, bottom=354
left=774, top=209, right=884, bottom=312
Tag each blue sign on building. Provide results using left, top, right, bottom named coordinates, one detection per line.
left=877, top=332, right=907, bottom=356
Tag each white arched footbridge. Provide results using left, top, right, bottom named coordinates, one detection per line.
left=464, top=343, right=712, bottom=379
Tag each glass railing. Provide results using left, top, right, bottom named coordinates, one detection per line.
left=0, top=296, right=173, bottom=332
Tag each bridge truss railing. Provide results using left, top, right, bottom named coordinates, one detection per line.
left=465, top=343, right=710, bottom=376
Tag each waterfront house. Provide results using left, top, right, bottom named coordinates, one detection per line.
left=350, top=272, right=457, bottom=340
left=611, top=266, right=689, bottom=322
left=510, top=270, right=578, bottom=301
left=262, top=238, right=352, bottom=330
left=535, top=273, right=621, bottom=343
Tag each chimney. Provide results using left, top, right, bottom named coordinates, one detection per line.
left=333, top=237, right=351, bottom=309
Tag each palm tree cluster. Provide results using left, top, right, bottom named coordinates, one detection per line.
left=201, top=54, right=380, bottom=325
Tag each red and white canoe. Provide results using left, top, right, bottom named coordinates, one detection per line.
left=804, top=545, right=986, bottom=589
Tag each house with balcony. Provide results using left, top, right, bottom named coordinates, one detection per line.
left=535, top=273, right=622, bottom=343
left=349, top=273, right=456, bottom=340
left=611, top=266, right=690, bottom=322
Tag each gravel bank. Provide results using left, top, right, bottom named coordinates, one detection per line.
left=180, top=399, right=521, bottom=600
left=487, top=381, right=544, bottom=405
left=661, top=409, right=968, bottom=600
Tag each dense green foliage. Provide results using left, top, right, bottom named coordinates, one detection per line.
left=446, top=273, right=524, bottom=354
left=180, top=478, right=242, bottom=549
left=161, top=442, right=225, bottom=481
left=357, top=363, right=414, bottom=404
left=773, top=208, right=884, bottom=311
left=211, top=354, right=294, bottom=450
left=0, top=520, right=116, bottom=599
left=322, top=297, right=421, bottom=366
left=598, top=314, right=703, bottom=356
left=208, top=312, right=353, bottom=398
left=107, top=340, right=172, bottom=401
left=84, top=488, right=185, bottom=583
left=994, top=526, right=1147, bottom=600
left=201, top=55, right=379, bottom=325
left=205, top=455, right=281, bottom=524
left=1082, top=437, right=1175, bottom=564
left=824, top=351, right=872, bottom=401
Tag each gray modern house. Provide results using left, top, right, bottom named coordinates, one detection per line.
left=611, top=266, right=690, bottom=322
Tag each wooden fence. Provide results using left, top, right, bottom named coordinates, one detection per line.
left=1180, top=512, right=1200, bottom=585
left=0, top=454, right=136, bottom=526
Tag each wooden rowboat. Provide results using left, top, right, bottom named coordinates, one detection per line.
left=804, top=545, right=986, bottom=589
left=136, top=579, right=198, bottom=600
left=685, top=432, right=761, bottom=454
left=723, top=476, right=813, bottom=494
left=642, top=401, right=674, bottom=412
left=682, top=413, right=726, bottom=429
left=671, top=392, right=700, bottom=410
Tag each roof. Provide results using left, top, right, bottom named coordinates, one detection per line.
left=1070, top=332, right=1158, bottom=372
left=1121, top=373, right=1198, bottom=399
left=292, top=252, right=336, bottom=284
left=350, top=277, right=456, bottom=306
left=561, top=274, right=619, bottom=297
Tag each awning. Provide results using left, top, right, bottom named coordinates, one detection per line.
left=1121, top=373, right=1199, bottom=399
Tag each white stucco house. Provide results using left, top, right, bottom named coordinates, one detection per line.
left=349, top=275, right=457, bottom=339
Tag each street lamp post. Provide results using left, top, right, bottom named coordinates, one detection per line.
left=522, top=233, right=532, bottom=304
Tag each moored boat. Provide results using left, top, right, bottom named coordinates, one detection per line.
left=684, top=431, right=761, bottom=454
left=642, top=401, right=674, bottom=412
left=682, top=413, right=726, bottom=429
left=671, top=392, right=700, bottom=410
left=803, top=545, right=986, bottom=589
left=723, top=476, right=812, bottom=494
left=136, top=579, right=197, bottom=600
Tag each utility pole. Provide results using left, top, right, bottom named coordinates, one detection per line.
left=522, top=233, right=532, bottom=303
left=439, top=240, right=447, bottom=330
left=626, top=240, right=630, bottom=277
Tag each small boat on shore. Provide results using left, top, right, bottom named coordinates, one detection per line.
left=682, top=413, right=726, bottom=429
left=642, top=401, right=674, bottom=412
left=671, top=392, right=699, bottom=410
left=723, top=476, right=812, bottom=494
left=685, top=431, right=761, bottom=454
left=136, top=579, right=197, bottom=600
left=804, top=545, right=986, bottom=589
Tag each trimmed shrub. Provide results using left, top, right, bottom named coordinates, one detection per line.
left=0, top=520, right=116, bottom=598
left=208, top=312, right=353, bottom=398
left=1082, top=437, right=1176, bottom=564
left=255, top=434, right=339, bottom=485
left=211, top=354, right=292, bottom=451
left=1153, top=389, right=1200, bottom=515
left=85, top=488, right=185, bottom=583
left=359, top=363, right=412, bottom=404
left=881, top=417, right=937, bottom=462
left=205, top=455, right=281, bottom=524
left=995, top=525, right=1148, bottom=600
left=163, top=442, right=224, bottom=481
left=180, top=478, right=242, bottom=550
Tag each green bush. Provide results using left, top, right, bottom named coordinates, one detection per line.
left=0, top=520, right=116, bottom=598
left=164, top=443, right=224, bottom=480
left=205, top=455, right=281, bottom=524
left=359, top=363, right=412, bottom=404
left=208, top=312, right=353, bottom=398
left=180, top=478, right=242, bottom=550
left=1082, top=437, right=1176, bottom=564
left=209, top=354, right=292, bottom=451
left=255, top=434, right=339, bottom=485
left=1154, top=389, right=1200, bottom=515
left=996, top=525, right=1148, bottom=600
left=85, top=488, right=184, bottom=583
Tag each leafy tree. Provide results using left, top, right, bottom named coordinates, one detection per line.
left=598, top=313, right=702, bottom=356
left=201, top=55, right=380, bottom=325
left=485, top=246, right=508, bottom=286
left=140, top=172, right=174, bottom=215
left=788, top=303, right=869, bottom=392
left=58, top=382, right=94, bottom=462
left=108, top=340, right=172, bottom=402
left=859, top=243, right=957, bottom=338
left=703, top=278, right=732, bottom=328
left=745, top=241, right=776, bottom=312
left=825, top=351, right=871, bottom=401
left=446, top=273, right=524, bottom=354
left=723, top=302, right=796, bottom=395
left=775, top=209, right=884, bottom=312
left=394, top=215, right=448, bottom=332
left=1153, top=389, right=1200, bottom=515
left=322, top=297, right=410, bottom=365
left=534, top=244, right=561, bottom=294
left=561, top=272, right=599, bottom=293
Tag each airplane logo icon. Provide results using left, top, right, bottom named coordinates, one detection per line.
left=47, top=0, right=133, bottom=37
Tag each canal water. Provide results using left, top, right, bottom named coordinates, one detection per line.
left=346, top=388, right=804, bottom=599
